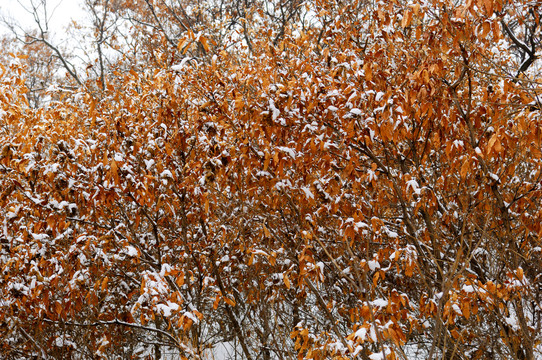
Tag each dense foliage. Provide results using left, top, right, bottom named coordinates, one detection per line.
left=1, top=0, right=542, bottom=359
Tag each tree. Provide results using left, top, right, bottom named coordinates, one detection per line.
left=1, top=0, right=542, bottom=359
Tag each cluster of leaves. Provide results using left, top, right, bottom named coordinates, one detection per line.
left=1, top=0, right=542, bottom=359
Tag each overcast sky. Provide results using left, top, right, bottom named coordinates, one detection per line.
left=0, top=0, right=84, bottom=38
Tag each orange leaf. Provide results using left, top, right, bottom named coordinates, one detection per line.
left=101, top=276, right=109, bottom=292
left=183, top=317, right=193, bottom=331
left=284, top=274, right=291, bottom=289
left=494, top=138, right=502, bottom=153
left=363, top=63, right=372, bottom=82
left=410, top=3, right=421, bottom=15
left=484, top=0, right=493, bottom=14
left=402, top=10, right=412, bottom=28
left=200, top=36, right=210, bottom=52
left=54, top=301, right=63, bottom=315
left=463, top=301, right=471, bottom=319
left=481, top=22, right=491, bottom=38
left=224, top=296, right=236, bottom=307
left=262, top=224, right=271, bottom=238
left=487, top=134, right=497, bottom=154
left=177, top=37, right=189, bottom=52
left=110, top=160, right=119, bottom=184
left=176, top=272, right=185, bottom=287
left=193, top=310, right=203, bottom=320
left=460, top=158, right=470, bottom=179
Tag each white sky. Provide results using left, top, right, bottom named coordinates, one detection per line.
left=0, top=0, right=85, bottom=38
